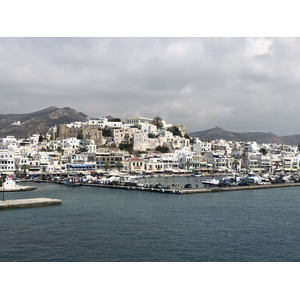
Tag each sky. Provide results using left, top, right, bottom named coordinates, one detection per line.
left=1, top=37, right=300, bottom=136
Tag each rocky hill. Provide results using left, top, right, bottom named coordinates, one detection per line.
left=190, top=127, right=300, bottom=146
left=0, top=106, right=87, bottom=138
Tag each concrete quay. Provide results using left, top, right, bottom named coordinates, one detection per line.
left=83, top=181, right=300, bottom=194
left=180, top=182, right=300, bottom=194
left=0, top=198, right=62, bottom=210
left=0, top=186, right=37, bottom=192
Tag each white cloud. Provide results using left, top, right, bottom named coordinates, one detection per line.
left=244, top=37, right=273, bottom=57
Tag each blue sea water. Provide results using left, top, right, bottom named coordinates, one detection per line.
left=0, top=181, right=299, bottom=262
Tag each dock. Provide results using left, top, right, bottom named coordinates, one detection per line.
left=83, top=181, right=300, bottom=194
left=180, top=182, right=300, bottom=194
left=0, top=198, right=62, bottom=210
left=0, top=186, right=37, bottom=192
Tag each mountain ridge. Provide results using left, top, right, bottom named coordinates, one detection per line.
left=0, top=106, right=87, bottom=138
left=190, top=127, right=300, bottom=146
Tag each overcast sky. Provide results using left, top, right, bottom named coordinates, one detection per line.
left=1, top=37, right=300, bottom=136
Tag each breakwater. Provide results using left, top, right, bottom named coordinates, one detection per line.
left=0, top=186, right=36, bottom=192
left=0, top=198, right=62, bottom=210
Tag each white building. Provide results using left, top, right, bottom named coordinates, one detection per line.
left=0, top=150, right=16, bottom=173
left=0, top=136, right=18, bottom=151
left=193, top=139, right=212, bottom=154
left=86, top=117, right=123, bottom=129
left=126, top=117, right=153, bottom=126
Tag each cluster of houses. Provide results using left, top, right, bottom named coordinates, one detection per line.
left=1, top=116, right=300, bottom=176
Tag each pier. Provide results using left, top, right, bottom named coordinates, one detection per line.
left=0, top=186, right=36, bottom=192
left=83, top=181, right=300, bottom=194
left=180, top=182, right=300, bottom=194
left=0, top=198, right=62, bottom=210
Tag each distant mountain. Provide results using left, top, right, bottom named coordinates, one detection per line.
left=280, top=134, right=300, bottom=146
left=190, top=127, right=300, bottom=146
left=0, top=106, right=87, bottom=138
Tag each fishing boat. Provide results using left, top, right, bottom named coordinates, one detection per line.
left=64, top=178, right=81, bottom=186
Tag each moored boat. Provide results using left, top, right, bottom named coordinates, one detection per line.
left=201, top=178, right=220, bottom=187
left=64, top=178, right=81, bottom=186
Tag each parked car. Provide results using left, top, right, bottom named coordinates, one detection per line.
left=184, top=184, right=192, bottom=188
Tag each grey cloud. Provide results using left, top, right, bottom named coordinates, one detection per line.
left=0, top=37, right=300, bottom=135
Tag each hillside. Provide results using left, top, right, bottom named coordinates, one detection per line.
left=0, top=106, right=87, bottom=138
left=190, top=127, right=300, bottom=146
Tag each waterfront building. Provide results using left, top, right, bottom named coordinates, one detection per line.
left=0, top=150, right=16, bottom=174
left=15, top=156, right=29, bottom=172
left=62, top=150, right=94, bottom=172
left=95, top=150, right=125, bottom=170
left=159, top=153, right=180, bottom=171
left=129, top=158, right=145, bottom=173
left=291, top=156, right=300, bottom=170
left=144, top=157, right=164, bottom=172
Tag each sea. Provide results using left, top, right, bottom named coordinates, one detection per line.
left=0, top=177, right=299, bottom=262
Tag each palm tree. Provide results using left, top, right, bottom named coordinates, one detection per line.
left=21, top=164, right=29, bottom=178
left=233, top=159, right=239, bottom=171
left=116, top=161, right=123, bottom=171
left=104, top=161, right=110, bottom=172
left=0, top=174, right=6, bottom=187
left=186, top=161, right=192, bottom=170
left=241, top=152, right=247, bottom=168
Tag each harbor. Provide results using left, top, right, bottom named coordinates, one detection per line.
left=20, top=171, right=300, bottom=194
left=0, top=198, right=62, bottom=210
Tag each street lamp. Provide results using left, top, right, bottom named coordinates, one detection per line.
left=1, top=173, right=5, bottom=201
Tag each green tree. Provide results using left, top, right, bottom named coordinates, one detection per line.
left=104, top=161, right=110, bottom=171
left=186, top=161, right=192, bottom=170
left=259, top=148, right=267, bottom=155
left=21, top=164, right=29, bottom=177
left=38, top=134, right=44, bottom=142
left=184, top=133, right=190, bottom=140
left=233, top=160, right=239, bottom=170
left=155, top=145, right=169, bottom=153
left=102, top=127, right=112, bottom=137
left=77, top=141, right=88, bottom=153
left=152, top=116, right=163, bottom=129
left=109, top=118, right=121, bottom=122
left=116, top=161, right=123, bottom=171
left=241, top=152, right=247, bottom=168
left=0, top=174, right=6, bottom=187
left=57, top=146, right=64, bottom=153
left=77, top=132, right=83, bottom=140
left=148, top=133, right=156, bottom=138
left=167, top=126, right=182, bottom=137
left=119, top=142, right=133, bottom=153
